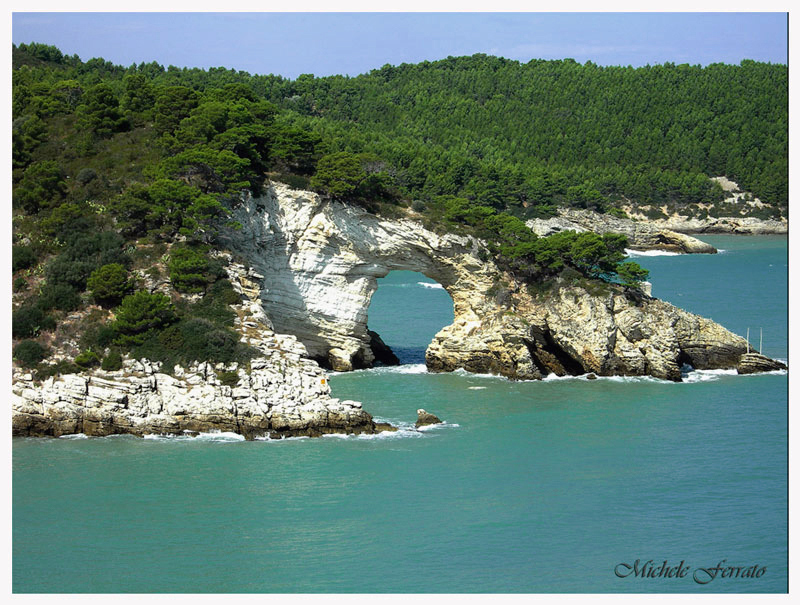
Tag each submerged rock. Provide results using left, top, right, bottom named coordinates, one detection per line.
left=736, top=353, right=787, bottom=375
left=368, top=330, right=400, bottom=367
left=415, top=409, right=442, bottom=428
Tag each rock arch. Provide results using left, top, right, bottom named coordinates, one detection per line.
left=224, top=184, right=496, bottom=371
left=223, top=184, right=759, bottom=382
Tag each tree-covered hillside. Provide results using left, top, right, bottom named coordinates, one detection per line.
left=257, top=54, right=787, bottom=215
left=11, top=42, right=788, bottom=377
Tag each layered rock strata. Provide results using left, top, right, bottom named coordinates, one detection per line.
left=737, top=352, right=787, bottom=375
left=12, top=353, right=375, bottom=440
left=426, top=284, right=753, bottom=382
left=220, top=183, right=780, bottom=382
left=221, top=184, right=494, bottom=373
left=526, top=208, right=717, bottom=254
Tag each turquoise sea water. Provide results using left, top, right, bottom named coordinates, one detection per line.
left=12, top=235, right=787, bottom=593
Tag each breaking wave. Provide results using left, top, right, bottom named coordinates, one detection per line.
left=625, top=248, right=681, bottom=257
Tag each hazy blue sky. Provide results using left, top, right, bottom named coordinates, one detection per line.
left=12, top=12, right=788, bottom=78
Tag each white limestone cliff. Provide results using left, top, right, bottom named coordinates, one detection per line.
left=12, top=252, right=380, bottom=439
left=221, top=183, right=777, bottom=382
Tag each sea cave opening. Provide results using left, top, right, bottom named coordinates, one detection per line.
left=366, top=270, right=455, bottom=366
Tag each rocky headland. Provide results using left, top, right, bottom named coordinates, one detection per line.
left=13, top=182, right=786, bottom=438
left=220, top=183, right=783, bottom=382
left=622, top=177, right=787, bottom=235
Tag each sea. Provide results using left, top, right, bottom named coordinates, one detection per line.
left=12, top=234, right=788, bottom=593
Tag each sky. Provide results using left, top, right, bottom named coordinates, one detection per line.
left=10, top=11, right=789, bottom=79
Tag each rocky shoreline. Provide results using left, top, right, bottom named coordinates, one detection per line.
left=12, top=249, right=387, bottom=440
left=13, top=183, right=786, bottom=438
left=526, top=206, right=787, bottom=255
left=12, top=355, right=379, bottom=440
left=526, top=208, right=718, bottom=254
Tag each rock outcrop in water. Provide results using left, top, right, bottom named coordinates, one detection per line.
left=12, top=353, right=375, bottom=440
left=415, top=409, right=443, bottom=428
left=526, top=208, right=717, bottom=254
left=737, top=352, right=788, bottom=375
left=220, top=183, right=780, bottom=383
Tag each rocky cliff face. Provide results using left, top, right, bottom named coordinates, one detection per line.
left=427, top=284, right=752, bottom=382
left=526, top=209, right=717, bottom=253
left=221, top=183, right=774, bottom=382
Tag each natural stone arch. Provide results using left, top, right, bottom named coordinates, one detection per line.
left=223, top=184, right=757, bottom=382
left=361, top=269, right=456, bottom=367
left=224, top=184, right=495, bottom=372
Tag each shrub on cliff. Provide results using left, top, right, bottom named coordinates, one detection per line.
left=217, top=370, right=240, bottom=387
left=101, top=350, right=123, bottom=371
left=617, top=262, right=650, bottom=289
left=13, top=305, right=55, bottom=338
left=113, top=291, right=177, bottom=346
left=12, top=245, right=37, bottom=272
left=87, top=263, right=131, bottom=307
left=36, top=283, right=82, bottom=312
left=74, top=350, right=101, bottom=369
left=13, top=340, right=49, bottom=368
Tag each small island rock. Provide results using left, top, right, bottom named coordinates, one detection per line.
left=416, top=409, right=443, bottom=428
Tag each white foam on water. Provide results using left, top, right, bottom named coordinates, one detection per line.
left=330, top=364, right=429, bottom=377
left=144, top=431, right=245, bottom=442
left=58, top=433, right=88, bottom=439
left=682, top=368, right=739, bottom=383
left=324, top=427, right=424, bottom=440
left=194, top=431, right=246, bottom=442
left=625, top=248, right=681, bottom=257
left=450, top=368, right=508, bottom=380
left=253, top=435, right=310, bottom=442
left=416, top=422, right=459, bottom=432
left=543, top=372, right=667, bottom=384
left=468, top=386, right=487, bottom=390
left=418, top=281, right=444, bottom=289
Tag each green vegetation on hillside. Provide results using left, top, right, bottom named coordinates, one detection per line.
left=11, top=42, right=787, bottom=376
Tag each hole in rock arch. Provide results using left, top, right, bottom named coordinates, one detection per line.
left=367, top=270, right=455, bottom=366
